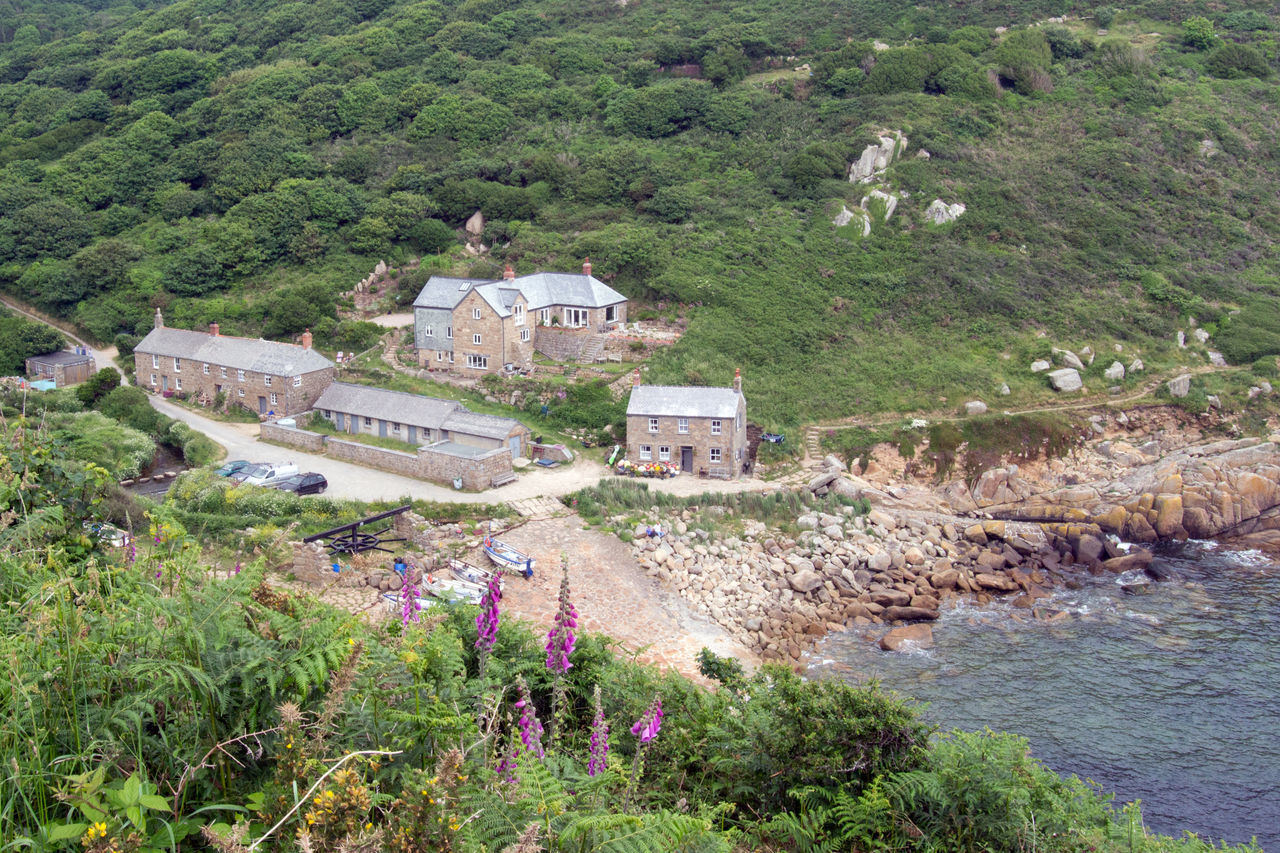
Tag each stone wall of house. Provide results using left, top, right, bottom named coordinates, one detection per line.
left=626, top=411, right=745, bottom=478
left=420, top=444, right=513, bottom=490
left=134, top=351, right=332, bottom=416
left=532, top=326, right=593, bottom=361
left=450, top=289, right=510, bottom=374
left=261, top=422, right=327, bottom=452
left=292, top=540, right=336, bottom=584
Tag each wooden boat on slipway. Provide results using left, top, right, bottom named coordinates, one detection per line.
left=482, top=536, right=535, bottom=577
left=449, top=558, right=504, bottom=589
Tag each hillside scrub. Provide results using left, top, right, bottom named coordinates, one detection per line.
left=0, top=1, right=1278, bottom=428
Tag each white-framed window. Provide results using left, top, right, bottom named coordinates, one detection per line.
left=678, top=418, right=689, bottom=434
left=264, top=375, right=272, bottom=387
left=711, top=419, right=722, bottom=435
left=202, top=363, right=209, bottom=375
left=322, top=410, right=330, bottom=417
left=151, top=354, right=159, bottom=368
left=648, top=417, right=659, bottom=433
left=446, top=326, right=453, bottom=339
left=710, top=447, right=722, bottom=463
left=514, top=304, right=525, bottom=325
left=173, top=357, right=181, bottom=372
left=292, top=375, right=301, bottom=387
left=436, top=351, right=444, bottom=361
left=472, top=307, right=482, bottom=319
left=364, top=417, right=372, bottom=427
left=175, top=378, right=182, bottom=390
left=736, top=447, right=742, bottom=461
left=639, top=445, right=652, bottom=461
left=520, top=328, right=530, bottom=342
left=391, top=422, right=400, bottom=433
left=565, top=308, right=588, bottom=327
left=237, top=388, right=245, bottom=397
left=448, top=352, right=454, bottom=363
left=658, top=446, right=670, bottom=461
left=736, top=412, right=743, bottom=431
left=473, top=333, right=482, bottom=345
left=466, top=354, right=488, bottom=370
left=540, top=308, right=551, bottom=325
left=605, top=305, right=617, bottom=322
left=220, top=366, right=227, bottom=378
left=237, top=369, right=245, bottom=381
left=424, top=325, right=433, bottom=337
left=150, top=373, right=157, bottom=386
left=269, top=392, right=277, bottom=406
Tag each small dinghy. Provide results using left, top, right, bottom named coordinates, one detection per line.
left=483, top=536, right=535, bottom=578
left=449, top=558, right=504, bottom=588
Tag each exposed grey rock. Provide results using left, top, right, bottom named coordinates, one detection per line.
left=1104, top=361, right=1125, bottom=381
left=1053, top=347, right=1085, bottom=370
left=861, top=189, right=899, bottom=222
left=1193, top=328, right=1210, bottom=344
left=925, top=199, right=966, bottom=224
left=1167, top=374, right=1191, bottom=398
left=1080, top=346, right=1095, bottom=365
left=848, top=131, right=906, bottom=183
left=965, top=400, right=988, bottom=416
left=465, top=210, right=485, bottom=236
left=1207, top=395, right=1221, bottom=410
left=1047, top=368, right=1083, bottom=392
left=823, top=454, right=844, bottom=472
left=789, top=570, right=824, bottom=593
left=1000, top=383, right=1011, bottom=396
left=1030, top=359, right=1052, bottom=373
left=1129, top=358, right=1144, bottom=373
left=832, top=205, right=870, bottom=236
left=1177, top=330, right=1186, bottom=348
left=1208, top=351, right=1226, bottom=367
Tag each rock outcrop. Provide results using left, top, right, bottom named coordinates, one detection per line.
left=1047, top=368, right=1082, bottom=392
left=849, top=131, right=906, bottom=183
left=925, top=199, right=966, bottom=224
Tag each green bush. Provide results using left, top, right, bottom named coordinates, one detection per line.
left=1205, top=42, right=1271, bottom=79
left=1182, top=16, right=1218, bottom=50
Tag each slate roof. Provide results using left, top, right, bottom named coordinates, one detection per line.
left=135, top=328, right=332, bottom=375
left=27, top=350, right=93, bottom=366
left=627, top=385, right=744, bottom=419
left=314, top=382, right=461, bottom=427
left=443, top=410, right=524, bottom=440
left=412, top=272, right=625, bottom=316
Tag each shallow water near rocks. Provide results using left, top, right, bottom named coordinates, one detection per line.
left=808, top=541, right=1280, bottom=848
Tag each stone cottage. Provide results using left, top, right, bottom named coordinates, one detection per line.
left=625, top=369, right=748, bottom=479
left=412, top=259, right=628, bottom=373
left=134, top=310, right=334, bottom=416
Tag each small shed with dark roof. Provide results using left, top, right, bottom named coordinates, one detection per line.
left=25, top=350, right=96, bottom=387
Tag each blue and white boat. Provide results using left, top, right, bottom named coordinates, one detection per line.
left=483, top=536, right=535, bottom=578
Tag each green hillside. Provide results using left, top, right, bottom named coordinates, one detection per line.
left=1, top=0, right=1278, bottom=423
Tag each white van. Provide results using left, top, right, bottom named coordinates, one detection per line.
left=234, top=462, right=299, bottom=486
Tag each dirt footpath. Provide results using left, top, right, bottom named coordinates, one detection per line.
left=470, top=517, right=755, bottom=681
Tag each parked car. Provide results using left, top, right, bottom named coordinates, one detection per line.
left=271, top=472, right=328, bottom=495
left=83, top=521, right=131, bottom=547
left=231, top=462, right=299, bottom=486
left=215, top=459, right=251, bottom=477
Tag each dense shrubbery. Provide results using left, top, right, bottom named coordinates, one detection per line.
left=1, top=0, right=1278, bottom=425
left=0, top=306, right=63, bottom=374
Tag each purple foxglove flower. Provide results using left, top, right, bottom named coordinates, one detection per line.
left=401, top=571, right=422, bottom=625
left=514, top=676, right=545, bottom=758
left=630, top=696, right=663, bottom=744
left=545, top=562, right=577, bottom=673
left=475, top=577, right=502, bottom=653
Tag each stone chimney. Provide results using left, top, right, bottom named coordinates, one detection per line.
left=583, top=257, right=592, bottom=277
left=733, top=367, right=742, bottom=394
left=301, top=328, right=312, bottom=349
left=209, top=321, right=219, bottom=337
left=504, top=264, right=515, bottom=280
left=154, top=307, right=164, bottom=329
left=632, top=367, right=641, bottom=387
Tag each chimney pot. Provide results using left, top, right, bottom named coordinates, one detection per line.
left=301, top=328, right=312, bottom=350
left=583, top=257, right=592, bottom=277
left=210, top=322, right=219, bottom=337
left=154, top=307, right=164, bottom=329
left=632, top=367, right=641, bottom=387
left=733, top=367, right=742, bottom=393
left=504, top=264, right=515, bottom=280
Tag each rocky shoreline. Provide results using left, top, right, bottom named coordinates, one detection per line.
left=627, top=425, right=1280, bottom=662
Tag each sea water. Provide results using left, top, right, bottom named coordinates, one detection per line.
left=808, top=541, right=1280, bottom=848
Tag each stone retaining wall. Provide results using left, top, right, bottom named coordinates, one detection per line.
left=327, top=437, right=420, bottom=477
left=261, top=422, right=327, bottom=452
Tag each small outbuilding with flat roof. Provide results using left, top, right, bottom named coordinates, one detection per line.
left=25, top=349, right=96, bottom=387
